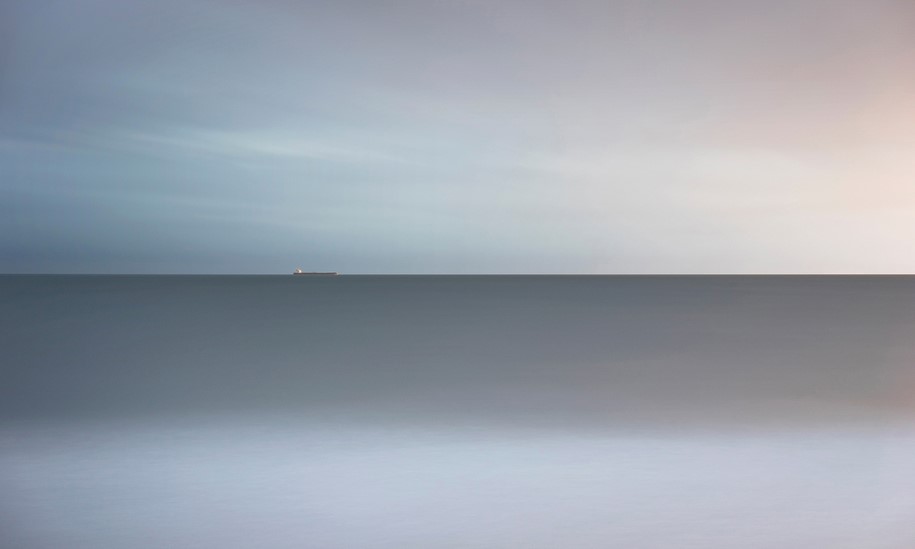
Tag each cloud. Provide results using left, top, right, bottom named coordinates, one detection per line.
left=2, top=0, right=915, bottom=272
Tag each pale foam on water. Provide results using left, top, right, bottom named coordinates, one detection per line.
left=2, top=418, right=915, bottom=548
left=2, top=275, right=915, bottom=547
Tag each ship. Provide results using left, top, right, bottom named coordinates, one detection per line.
left=293, top=268, right=339, bottom=276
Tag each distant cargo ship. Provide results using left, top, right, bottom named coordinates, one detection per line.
left=293, top=269, right=339, bottom=276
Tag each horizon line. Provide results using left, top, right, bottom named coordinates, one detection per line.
left=4, top=273, right=915, bottom=277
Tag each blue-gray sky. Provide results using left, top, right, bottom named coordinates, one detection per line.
left=2, top=0, right=914, bottom=273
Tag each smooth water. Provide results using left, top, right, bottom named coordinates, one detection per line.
left=2, top=276, right=915, bottom=548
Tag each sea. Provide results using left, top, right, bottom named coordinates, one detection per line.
left=2, top=275, right=915, bottom=548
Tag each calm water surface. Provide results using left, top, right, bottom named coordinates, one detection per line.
left=2, top=276, right=915, bottom=548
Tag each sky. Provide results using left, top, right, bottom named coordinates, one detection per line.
left=2, top=0, right=914, bottom=274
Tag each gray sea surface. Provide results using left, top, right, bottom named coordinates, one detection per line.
left=2, top=275, right=915, bottom=548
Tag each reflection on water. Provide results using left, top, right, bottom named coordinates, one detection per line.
left=2, top=276, right=915, bottom=547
